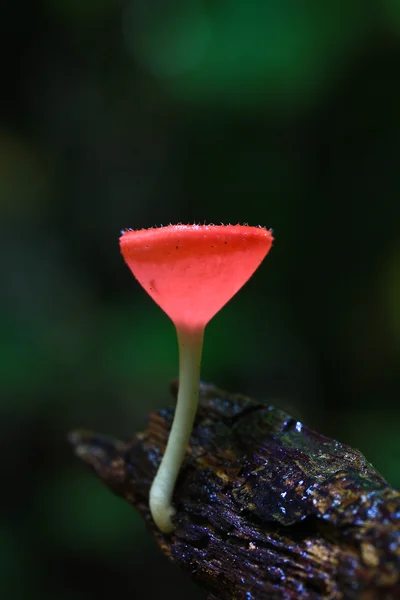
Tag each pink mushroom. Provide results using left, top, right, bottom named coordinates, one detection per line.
left=120, top=224, right=273, bottom=532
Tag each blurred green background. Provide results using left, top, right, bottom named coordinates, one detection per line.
left=1, top=0, right=400, bottom=598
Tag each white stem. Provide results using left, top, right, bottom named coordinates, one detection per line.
left=149, top=325, right=204, bottom=533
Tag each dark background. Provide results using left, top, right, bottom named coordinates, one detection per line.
left=1, top=1, right=400, bottom=599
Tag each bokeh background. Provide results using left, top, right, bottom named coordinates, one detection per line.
left=2, top=1, right=400, bottom=598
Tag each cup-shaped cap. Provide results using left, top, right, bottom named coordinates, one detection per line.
left=120, top=224, right=273, bottom=331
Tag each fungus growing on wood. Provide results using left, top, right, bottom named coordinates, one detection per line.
left=120, top=224, right=273, bottom=532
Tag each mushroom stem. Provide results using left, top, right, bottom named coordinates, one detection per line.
left=149, top=325, right=204, bottom=533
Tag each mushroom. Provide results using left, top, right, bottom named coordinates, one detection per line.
left=120, top=224, right=273, bottom=532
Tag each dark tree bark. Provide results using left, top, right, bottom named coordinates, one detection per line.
left=69, top=382, right=400, bottom=599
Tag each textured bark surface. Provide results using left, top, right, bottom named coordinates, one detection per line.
left=69, top=382, right=400, bottom=599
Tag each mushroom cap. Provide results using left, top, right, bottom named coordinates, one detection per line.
left=120, top=224, right=273, bottom=331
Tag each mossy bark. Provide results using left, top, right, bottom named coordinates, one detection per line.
left=70, top=382, right=400, bottom=599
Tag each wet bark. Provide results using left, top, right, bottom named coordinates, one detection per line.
left=69, top=382, right=400, bottom=599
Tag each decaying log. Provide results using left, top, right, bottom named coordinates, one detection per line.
left=69, top=382, right=400, bottom=599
